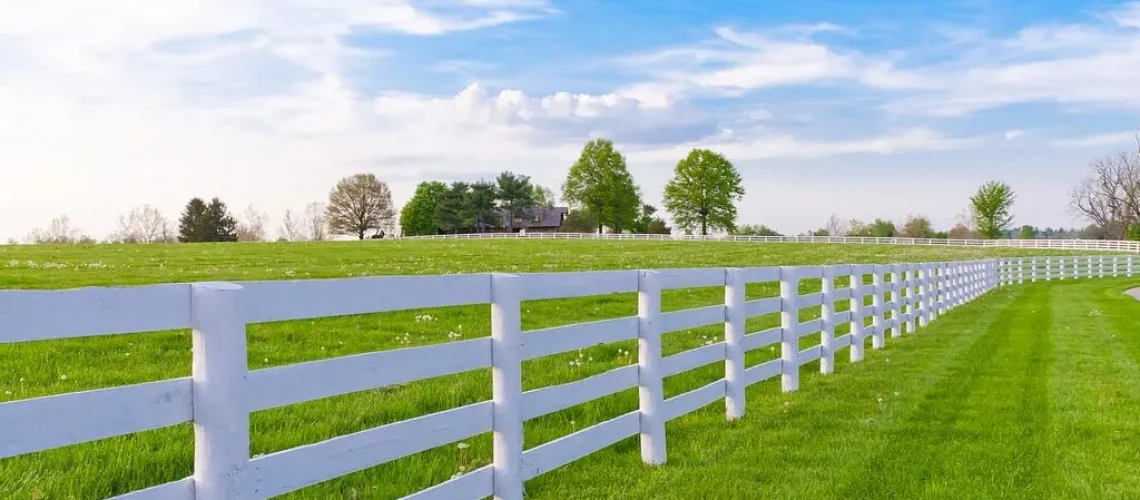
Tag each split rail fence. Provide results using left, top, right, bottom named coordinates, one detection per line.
left=0, top=254, right=1133, bottom=499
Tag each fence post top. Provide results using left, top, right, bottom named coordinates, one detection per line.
left=190, top=282, right=243, bottom=293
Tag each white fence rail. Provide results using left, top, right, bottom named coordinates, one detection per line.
left=404, top=232, right=1140, bottom=252
left=0, top=255, right=1134, bottom=499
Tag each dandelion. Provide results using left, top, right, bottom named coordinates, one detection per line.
left=263, top=358, right=269, bottom=363
left=457, top=442, right=469, bottom=450
left=19, top=378, right=24, bottom=382
left=59, top=374, right=67, bottom=381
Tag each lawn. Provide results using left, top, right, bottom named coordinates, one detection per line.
left=0, top=240, right=1124, bottom=499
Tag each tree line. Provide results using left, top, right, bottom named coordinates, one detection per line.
left=15, top=135, right=1137, bottom=245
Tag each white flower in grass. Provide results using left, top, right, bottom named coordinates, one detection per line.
left=894, top=392, right=900, bottom=397
left=19, top=378, right=24, bottom=382
left=457, top=442, right=469, bottom=450
left=59, top=374, right=67, bottom=381
left=4, top=391, right=10, bottom=396
left=263, top=358, right=269, bottom=363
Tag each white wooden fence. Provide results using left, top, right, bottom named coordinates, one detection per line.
left=404, top=232, right=1140, bottom=252
left=0, top=255, right=1133, bottom=499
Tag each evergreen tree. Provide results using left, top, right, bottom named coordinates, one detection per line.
left=436, top=182, right=471, bottom=234
left=178, top=197, right=209, bottom=243
left=466, top=181, right=501, bottom=232
left=205, top=197, right=238, bottom=242
left=496, top=172, right=536, bottom=230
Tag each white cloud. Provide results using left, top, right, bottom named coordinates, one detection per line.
left=1004, top=130, right=1026, bottom=140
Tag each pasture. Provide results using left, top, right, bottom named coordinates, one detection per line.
left=0, top=240, right=1133, bottom=499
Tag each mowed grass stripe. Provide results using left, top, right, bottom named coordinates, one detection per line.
left=1047, top=280, right=1140, bottom=499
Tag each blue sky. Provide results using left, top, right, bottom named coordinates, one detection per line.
left=2, top=0, right=1139, bottom=240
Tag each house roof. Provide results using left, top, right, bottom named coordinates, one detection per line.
left=502, top=206, right=568, bottom=228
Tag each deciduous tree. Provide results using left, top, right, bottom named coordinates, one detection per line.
left=563, top=139, right=640, bottom=233
left=662, top=149, right=745, bottom=235
left=900, top=214, right=935, bottom=238
left=970, top=181, right=1016, bottom=239
left=115, top=205, right=171, bottom=243
left=400, top=181, right=448, bottom=236
left=326, top=173, right=396, bottom=240
left=304, top=202, right=327, bottom=241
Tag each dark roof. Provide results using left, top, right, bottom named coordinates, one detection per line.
left=502, top=206, right=568, bottom=228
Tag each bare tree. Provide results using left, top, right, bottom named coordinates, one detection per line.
left=114, top=205, right=170, bottom=243
left=27, top=215, right=85, bottom=244
left=326, top=174, right=396, bottom=239
left=824, top=214, right=848, bottom=237
left=304, top=202, right=327, bottom=241
left=1069, top=147, right=1140, bottom=239
left=237, top=204, right=269, bottom=242
left=279, top=209, right=304, bottom=242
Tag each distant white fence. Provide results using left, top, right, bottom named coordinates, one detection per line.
left=405, top=232, right=1140, bottom=253
left=0, top=255, right=1133, bottom=499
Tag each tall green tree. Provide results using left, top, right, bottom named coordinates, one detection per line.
left=496, top=172, right=536, bottom=229
left=435, top=182, right=471, bottom=234
left=205, top=198, right=239, bottom=242
left=1019, top=225, right=1036, bottom=239
left=662, top=149, right=745, bottom=235
left=326, top=173, right=396, bottom=239
left=562, top=139, right=640, bottom=233
left=970, top=181, right=1016, bottom=239
left=178, top=197, right=209, bottom=243
left=178, top=197, right=237, bottom=242
left=399, top=181, right=448, bottom=236
left=869, top=219, right=896, bottom=237
left=466, top=181, right=501, bottom=232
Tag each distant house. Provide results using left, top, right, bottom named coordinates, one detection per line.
left=501, top=206, right=568, bottom=233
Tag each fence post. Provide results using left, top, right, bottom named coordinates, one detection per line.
left=1100, top=255, right=1106, bottom=278
left=917, top=264, right=929, bottom=329
left=780, top=267, right=801, bottom=392
left=871, top=267, right=885, bottom=350
left=937, top=264, right=948, bottom=316
left=491, top=274, right=524, bottom=500
left=1130, top=255, right=1135, bottom=277
left=905, top=264, right=917, bottom=334
left=850, top=266, right=865, bottom=362
left=1059, top=257, right=1066, bottom=281
left=724, top=268, right=746, bottom=421
left=637, top=271, right=666, bottom=465
left=820, top=266, right=836, bottom=375
left=890, top=264, right=902, bottom=338
left=1114, top=255, right=1121, bottom=277
left=1018, top=258, right=1025, bottom=284
left=191, top=283, right=249, bottom=500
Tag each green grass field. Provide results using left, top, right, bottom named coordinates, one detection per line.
left=0, top=240, right=1132, bottom=499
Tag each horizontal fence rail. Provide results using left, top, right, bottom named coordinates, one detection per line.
left=402, top=232, right=1140, bottom=253
left=0, top=255, right=1134, bottom=499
